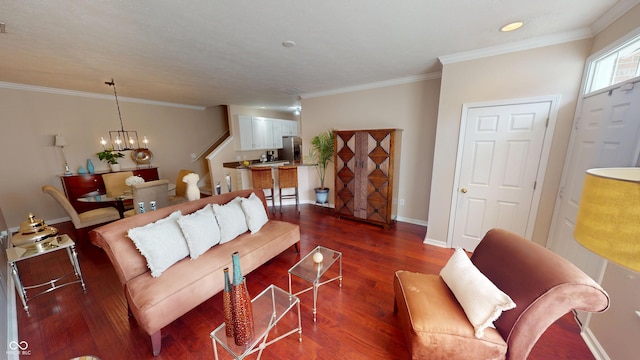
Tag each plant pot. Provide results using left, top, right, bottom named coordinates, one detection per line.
left=109, top=163, right=121, bottom=172
left=315, top=188, right=329, bottom=204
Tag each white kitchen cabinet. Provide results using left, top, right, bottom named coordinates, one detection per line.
left=236, top=116, right=297, bottom=151
left=251, top=117, right=274, bottom=149
left=272, top=119, right=283, bottom=149
left=281, top=120, right=298, bottom=136
left=238, top=115, right=254, bottom=150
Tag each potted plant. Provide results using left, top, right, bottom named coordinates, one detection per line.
left=97, top=149, right=125, bottom=171
left=310, top=129, right=335, bottom=204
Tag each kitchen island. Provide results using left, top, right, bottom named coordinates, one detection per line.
left=222, top=160, right=320, bottom=208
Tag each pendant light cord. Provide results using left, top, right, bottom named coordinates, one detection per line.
left=105, top=78, right=125, bottom=132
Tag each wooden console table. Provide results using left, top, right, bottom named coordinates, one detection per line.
left=60, top=167, right=159, bottom=213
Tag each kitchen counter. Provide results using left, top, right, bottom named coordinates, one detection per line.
left=222, top=161, right=319, bottom=207
left=222, top=159, right=290, bottom=169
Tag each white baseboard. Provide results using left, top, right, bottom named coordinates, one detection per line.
left=581, top=327, right=610, bottom=360
left=299, top=199, right=334, bottom=208
left=423, top=237, right=447, bottom=248
left=396, top=216, right=427, bottom=227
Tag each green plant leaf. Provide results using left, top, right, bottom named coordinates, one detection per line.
left=310, top=129, right=335, bottom=189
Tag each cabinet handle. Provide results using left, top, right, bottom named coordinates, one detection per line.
left=460, top=188, right=468, bottom=193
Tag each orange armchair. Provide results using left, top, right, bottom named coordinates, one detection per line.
left=393, top=228, right=610, bottom=360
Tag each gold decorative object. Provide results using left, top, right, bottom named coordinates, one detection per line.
left=11, top=213, right=59, bottom=250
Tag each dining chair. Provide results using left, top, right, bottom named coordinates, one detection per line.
left=251, top=167, right=275, bottom=213
left=123, top=180, right=170, bottom=217
left=102, top=171, right=134, bottom=198
left=169, top=169, right=194, bottom=205
left=42, top=185, right=120, bottom=243
left=278, top=166, right=299, bottom=213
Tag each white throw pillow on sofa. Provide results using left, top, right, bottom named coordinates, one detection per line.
left=440, top=247, right=516, bottom=338
left=240, top=192, right=269, bottom=234
left=177, top=204, right=221, bottom=259
left=128, top=210, right=189, bottom=278
left=212, top=197, right=249, bottom=244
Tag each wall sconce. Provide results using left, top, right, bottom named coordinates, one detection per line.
left=54, top=134, right=72, bottom=176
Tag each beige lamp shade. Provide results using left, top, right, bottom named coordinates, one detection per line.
left=574, top=168, right=640, bottom=272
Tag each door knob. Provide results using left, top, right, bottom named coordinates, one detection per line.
left=460, top=188, right=468, bottom=193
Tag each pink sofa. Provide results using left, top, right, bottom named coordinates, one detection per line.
left=394, top=228, right=610, bottom=359
left=90, top=189, right=299, bottom=356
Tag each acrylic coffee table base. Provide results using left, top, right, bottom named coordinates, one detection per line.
left=211, top=285, right=301, bottom=360
left=288, top=246, right=343, bottom=322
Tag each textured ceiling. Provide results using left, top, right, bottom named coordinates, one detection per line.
left=0, top=0, right=635, bottom=111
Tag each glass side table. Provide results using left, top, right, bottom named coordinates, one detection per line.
left=210, top=284, right=301, bottom=360
left=288, top=246, right=342, bottom=322
left=6, top=234, right=86, bottom=315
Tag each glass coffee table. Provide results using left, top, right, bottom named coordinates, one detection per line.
left=288, top=246, right=342, bottom=322
left=210, top=285, right=301, bottom=360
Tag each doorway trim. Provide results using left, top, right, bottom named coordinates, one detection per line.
left=446, top=95, right=561, bottom=248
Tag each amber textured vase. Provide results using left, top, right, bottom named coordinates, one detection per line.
left=222, top=267, right=234, bottom=338
left=230, top=252, right=254, bottom=346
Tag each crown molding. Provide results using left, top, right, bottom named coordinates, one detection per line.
left=301, top=73, right=441, bottom=99
left=0, top=81, right=206, bottom=110
left=439, top=28, right=594, bottom=65
left=591, top=0, right=640, bottom=35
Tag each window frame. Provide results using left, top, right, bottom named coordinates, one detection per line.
left=584, top=26, right=640, bottom=95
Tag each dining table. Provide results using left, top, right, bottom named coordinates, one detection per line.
left=77, top=191, right=132, bottom=218
left=77, top=183, right=176, bottom=218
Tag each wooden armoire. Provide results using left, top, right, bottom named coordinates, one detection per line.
left=334, top=129, right=402, bottom=229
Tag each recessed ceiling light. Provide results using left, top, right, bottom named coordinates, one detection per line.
left=282, top=40, right=296, bottom=48
left=500, top=21, right=524, bottom=32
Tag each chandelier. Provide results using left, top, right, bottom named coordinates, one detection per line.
left=101, top=79, right=146, bottom=151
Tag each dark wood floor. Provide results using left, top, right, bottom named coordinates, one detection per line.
left=16, top=205, right=594, bottom=359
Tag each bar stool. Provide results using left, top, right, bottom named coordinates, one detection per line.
left=251, top=167, right=275, bottom=213
left=278, top=166, right=299, bottom=213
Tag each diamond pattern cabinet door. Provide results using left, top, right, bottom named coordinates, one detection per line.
left=354, top=132, right=370, bottom=218
left=334, top=129, right=401, bottom=228
left=335, top=131, right=357, bottom=217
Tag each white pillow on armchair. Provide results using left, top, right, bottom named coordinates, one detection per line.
left=440, top=248, right=516, bottom=338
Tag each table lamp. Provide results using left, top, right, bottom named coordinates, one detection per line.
left=54, top=134, right=73, bottom=176
left=574, top=167, right=640, bottom=272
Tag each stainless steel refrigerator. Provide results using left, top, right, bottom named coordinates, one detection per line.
left=278, top=136, right=302, bottom=164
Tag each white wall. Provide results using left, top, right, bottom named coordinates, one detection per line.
left=300, top=79, right=440, bottom=224
left=0, top=84, right=227, bottom=227
left=427, top=39, right=591, bottom=246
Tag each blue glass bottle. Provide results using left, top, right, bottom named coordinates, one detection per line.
left=87, top=159, right=95, bottom=174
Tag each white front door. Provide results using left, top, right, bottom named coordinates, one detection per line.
left=548, top=83, right=640, bottom=280
left=451, top=101, right=551, bottom=251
